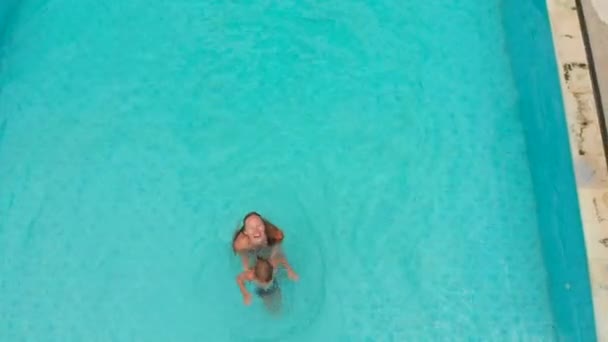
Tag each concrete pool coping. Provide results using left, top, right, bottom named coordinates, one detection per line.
left=547, top=0, right=608, bottom=340
left=581, top=0, right=608, bottom=119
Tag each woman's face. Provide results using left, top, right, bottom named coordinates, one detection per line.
left=244, top=215, right=267, bottom=245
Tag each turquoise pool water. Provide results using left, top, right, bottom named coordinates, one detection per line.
left=502, top=0, right=596, bottom=339
left=0, top=0, right=592, bottom=340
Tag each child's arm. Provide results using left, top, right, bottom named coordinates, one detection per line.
left=272, top=255, right=299, bottom=281
left=236, top=270, right=254, bottom=305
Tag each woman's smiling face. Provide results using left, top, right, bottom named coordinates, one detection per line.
left=244, top=214, right=267, bottom=246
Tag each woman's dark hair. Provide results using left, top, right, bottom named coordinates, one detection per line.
left=232, top=212, right=284, bottom=252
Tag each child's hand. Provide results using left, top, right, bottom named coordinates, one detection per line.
left=243, top=292, right=252, bottom=305
left=288, top=269, right=299, bottom=281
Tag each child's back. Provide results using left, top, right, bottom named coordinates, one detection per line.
left=237, top=256, right=296, bottom=313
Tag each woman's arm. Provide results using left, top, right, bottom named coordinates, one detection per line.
left=238, top=252, right=250, bottom=270
left=270, top=243, right=282, bottom=260
left=233, top=234, right=251, bottom=270
left=271, top=252, right=298, bottom=281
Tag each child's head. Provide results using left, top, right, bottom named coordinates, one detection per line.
left=254, top=257, right=274, bottom=284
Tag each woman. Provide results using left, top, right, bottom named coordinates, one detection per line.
left=232, top=212, right=298, bottom=280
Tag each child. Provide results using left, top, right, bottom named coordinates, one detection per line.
left=236, top=256, right=297, bottom=311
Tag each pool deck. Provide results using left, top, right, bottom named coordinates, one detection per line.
left=547, top=0, right=608, bottom=340
left=581, top=0, right=608, bottom=119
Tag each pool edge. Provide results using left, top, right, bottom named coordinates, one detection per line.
left=546, top=0, right=608, bottom=340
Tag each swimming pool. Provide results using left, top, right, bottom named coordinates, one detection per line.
left=0, top=0, right=595, bottom=340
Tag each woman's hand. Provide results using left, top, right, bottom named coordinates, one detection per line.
left=243, top=292, right=252, bottom=305
left=288, top=269, right=299, bottom=281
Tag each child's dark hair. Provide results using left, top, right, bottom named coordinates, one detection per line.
left=231, top=212, right=285, bottom=252
left=254, top=257, right=274, bottom=283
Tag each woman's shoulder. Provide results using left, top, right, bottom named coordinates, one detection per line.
left=232, top=232, right=250, bottom=252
